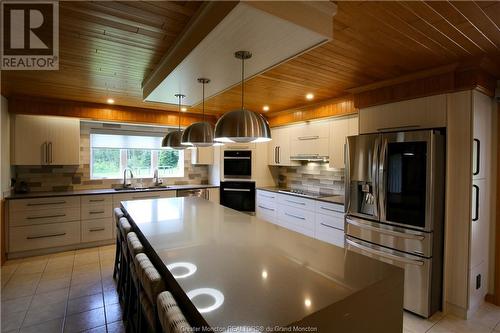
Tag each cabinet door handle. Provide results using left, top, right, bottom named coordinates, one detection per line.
left=285, top=212, right=306, bottom=220
left=274, top=147, right=277, bottom=164
left=320, top=222, right=343, bottom=231
left=258, top=205, right=274, bottom=211
left=27, top=214, right=66, bottom=220
left=27, top=201, right=66, bottom=206
left=473, top=138, right=480, bottom=176
left=27, top=232, right=66, bottom=240
left=89, top=227, right=105, bottom=232
left=42, top=142, right=48, bottom=164
left=472, top=184, right=479, bottom=222
left=285, top=199, right=305, bottom=205
left=277, top=146, right=280, bottom=164
left=48, top=142, right=53, bottom=164
left=298, top=136, right=319, bottom=141
left=89, top=210, right=105, bottom=215
left=132, top=195, right=160, bottom=200
left=89, top=199, right=105, bottom=203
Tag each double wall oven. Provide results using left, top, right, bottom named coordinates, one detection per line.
left=221, top=150, right=255, bottom=213
left=345, top=129, right=445, bottom=318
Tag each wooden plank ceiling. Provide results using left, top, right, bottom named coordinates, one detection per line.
left=2, top=1, right=500, bottom=117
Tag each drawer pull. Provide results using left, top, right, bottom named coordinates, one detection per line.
left=89, top=199, right=105, bottom=203
left=89, top=227, right=106, bottom=232
left=27, top=232, right=66, bottom=240
left=27, top=201, right=66, bottom=206
left=89, top=210, right=105, bottom=215
left=285, top=212, right=305, bottom=220
left=320, top=222, right=343, bottom=231
left=27, top=214, right=66, bottom=220
left=258, top=205, right=274, bottom=211
left=285, top=199, right=305, bottom=205
left=260, top=194, right=275, bottom=199
left=320, top=206, right=341, bottom=213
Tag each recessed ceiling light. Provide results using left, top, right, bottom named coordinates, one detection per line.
left=304, top=298, right=312, bottom=307
left=181, top=107, right=187, bottom=112
left=106, top=98, right=114, bottom=104
left=305, top=93, right=314, bottom=100
left=262, top=105, right=270, bottom=112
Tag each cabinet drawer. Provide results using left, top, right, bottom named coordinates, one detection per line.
left=277, top=194, right=315, bottom=211
left=10, top=207, right=81, bottom=227
left=81, top=204, right=112, bottom=220
left=81, top=218, right=113, bottom=243
left=81, top=195, right=112, bottom=206
left=315, top=222, right=345, bottom=248
left=10, top=196, right=80, bottom=212
left=9, top=221, right=80, bottom=252
left=277, top=205, right=315, bottom=232
left=256, top=202, right=277, bottom=224
left=256, top=190, right=277, bottom=201
left=315, top=201, right=344, bottom=214
left=315, top=212, right=344, bottom=231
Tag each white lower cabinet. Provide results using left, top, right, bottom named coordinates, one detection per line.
left=81, top=218, right=113, bottom=243
left=9, top=221, right=81, bottom=252
left=256, top=190, right=345, bottom=247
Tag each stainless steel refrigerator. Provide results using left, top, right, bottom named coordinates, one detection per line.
left=345, top=129, right=445, bottom=318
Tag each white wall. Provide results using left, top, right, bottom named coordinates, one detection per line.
left=0, top=95, right=10, bottom=198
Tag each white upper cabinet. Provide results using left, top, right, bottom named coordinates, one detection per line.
left=12, top=115, right=80, bottom=165
left=191, top=147, right=214, bottom=165
left=472, top=91, right=491, bottom=180
left=289, top=121, right=329, bottom=157
left=329, top=115, right=358, bottom=169
left=359, top=94, right=447, bottom=134
left=268, top=127, right=298, bottom=166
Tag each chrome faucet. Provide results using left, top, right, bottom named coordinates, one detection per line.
left=123, top=168, right=134, bottom=187
left=153, top=168, right=163, bottom=186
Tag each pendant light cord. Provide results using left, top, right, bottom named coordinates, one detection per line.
left=241, top=56, right=245, bottom=110
left=178, top=95, right=181, bottom=131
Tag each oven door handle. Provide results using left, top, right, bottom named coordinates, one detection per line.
left=223, top=188, right=251, bottom=192
left=346, top=238, right=424, bottom=266
left=346, top=216, right=425, bottom=240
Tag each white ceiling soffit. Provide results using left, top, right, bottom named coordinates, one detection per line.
left=143, top=1, right=337, bottom=107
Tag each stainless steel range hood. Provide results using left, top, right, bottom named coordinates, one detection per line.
left=289, top=154, right=329, bottom=162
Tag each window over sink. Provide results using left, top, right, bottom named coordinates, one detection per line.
left=90, top=130, right=184, bottom=179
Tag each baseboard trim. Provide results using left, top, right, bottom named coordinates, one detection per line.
left=5, top=239, right=114, bottom=260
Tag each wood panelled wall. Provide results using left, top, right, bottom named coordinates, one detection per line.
left=267, top=96, right=356, bottom=127
left=8, top=96, right=216, bottom=127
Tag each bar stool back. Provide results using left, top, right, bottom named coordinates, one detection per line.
left=125, top=232, right=144, bottom=330
left=113, top=208, right=124, bottom=279
left=135, top=253, right=166, bottom=333
left=117, top=217, right=132, bottom=300
left=157, top=291, right=192, bottom=333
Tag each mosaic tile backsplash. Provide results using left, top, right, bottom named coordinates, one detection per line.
left=13, top=122, right=209, bottom=192
left=276, top=162, right=345, bottom=196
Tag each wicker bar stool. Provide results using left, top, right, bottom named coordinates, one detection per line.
left=134, top=253, right=166, bottom=333
left=113, top=208, right=124, bottom=280
left=157, top=291, right=192, bottom=333
left=117, top=217, right=132, bottom=301
left=124, top=232, right=144, bottom=323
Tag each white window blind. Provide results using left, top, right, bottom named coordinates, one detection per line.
left=90, top=131, right=164, bottom=149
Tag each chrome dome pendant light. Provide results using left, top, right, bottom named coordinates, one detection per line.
left=181, top=78, right=215, bottom=147
left=214, top=51, right=271, bottom=143
left=162, top=94, right=187, bottom=150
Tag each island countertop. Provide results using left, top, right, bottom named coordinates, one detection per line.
left=121, top=197, right=403, bottom=332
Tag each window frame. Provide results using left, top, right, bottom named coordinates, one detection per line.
left=89, top=132, right=184, bottom=180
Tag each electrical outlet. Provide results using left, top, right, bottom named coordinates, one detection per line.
left=476, top=274, right=481, bottom=290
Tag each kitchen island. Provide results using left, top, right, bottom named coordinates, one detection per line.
left=121, top=197, right=404, bottom=333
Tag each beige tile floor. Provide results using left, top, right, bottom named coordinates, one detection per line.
left=1, top=245, right=124, bottom=333
left=2, top=245, right=500, bottom=333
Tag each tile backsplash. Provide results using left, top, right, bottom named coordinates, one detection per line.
left=276, top=162, right=345, bottom=196
left=13, top=122, right=209, bottom=192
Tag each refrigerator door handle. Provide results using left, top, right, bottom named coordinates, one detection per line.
left=378, top=137, right=388, bottom=221
left=371, top=137, right=380, bottom=218
left=346, top=238, right=424, bottom=266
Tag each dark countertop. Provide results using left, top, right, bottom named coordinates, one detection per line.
left=122, top=197, right=403, bottom=332
left=5, top=184, right=219, bottom=200
left=257, top=186, right=345, bottom=205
